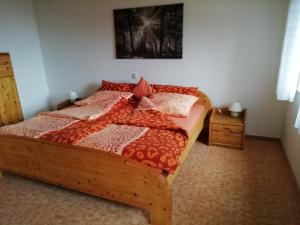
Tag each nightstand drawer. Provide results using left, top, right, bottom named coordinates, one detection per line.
left=211, top=123, right=243, bottom=134
left=211, top=131, right=242, bottom=146
left=209, top=108, right=246, bottom=149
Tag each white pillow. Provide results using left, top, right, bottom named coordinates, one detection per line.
left=149, top=93, right=198, bottom=117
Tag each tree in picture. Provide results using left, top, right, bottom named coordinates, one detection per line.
left=113, top=3, right=183, bottom=59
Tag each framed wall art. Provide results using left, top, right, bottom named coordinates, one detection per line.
left=113, top=3, right=183, bottom=59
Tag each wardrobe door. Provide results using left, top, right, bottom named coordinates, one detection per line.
left=0, top=53, right=23, bottom=126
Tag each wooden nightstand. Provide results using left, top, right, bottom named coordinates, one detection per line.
left=209, top=107, right=246, bottom=149
left=57, top=98, right=81, bottom=110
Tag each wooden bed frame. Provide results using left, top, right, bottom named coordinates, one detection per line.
left=0, top=90, right=211, bottom=225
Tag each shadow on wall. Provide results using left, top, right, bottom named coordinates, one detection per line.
left=81, top=82, right=100, bottom=98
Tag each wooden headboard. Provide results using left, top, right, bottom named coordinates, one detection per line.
left=196, top=90, right=212, bottom=111
left=100, top=81, right=212, bottom=110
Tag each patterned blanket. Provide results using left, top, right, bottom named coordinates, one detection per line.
left=39, top=98, right=122, bottom=120
left=0, top=98, right=190, bottom=173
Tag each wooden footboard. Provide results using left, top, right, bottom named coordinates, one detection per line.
left=0, top=90, right=212, bottom=225
left=0, top=136, right=171, bottom=225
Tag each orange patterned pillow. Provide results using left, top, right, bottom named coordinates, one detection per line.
left=101, top=80, right=135, bottom=92
left=133, top=77, right=156, bottom=99
left=151, top=84, right=199, bottom=96
left=149, top=93, right=198, bottom=117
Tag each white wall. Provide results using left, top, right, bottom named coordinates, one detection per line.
left=34, top=0, right=288, bottom=137
left=282, top=92, right=300, bottom=187
left=0, top=0, right=50, bottom=118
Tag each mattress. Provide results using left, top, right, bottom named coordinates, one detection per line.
left=169, top=104, right=205, bottom=134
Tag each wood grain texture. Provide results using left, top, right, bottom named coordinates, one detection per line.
left=0, top=90, right=211, bottom=225
left=0, top=53, right=14, bottom=78
left=209, top=108, right=246, bottom=149
left=196, top=89, right=212, bottom=110
left=0, top=53, right=23, bottom=126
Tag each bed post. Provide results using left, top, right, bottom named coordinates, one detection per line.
left=149, top=182, right=172, bottom=225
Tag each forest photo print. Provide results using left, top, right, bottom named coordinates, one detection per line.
left=114, top=4, right=183, bottom=59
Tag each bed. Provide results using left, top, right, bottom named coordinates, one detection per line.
left=0, top=82, right=211, bottom=225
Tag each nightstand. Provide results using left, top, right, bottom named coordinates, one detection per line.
left=209, top=107, right=246, bottom=149
left=57, top=98, right=81, bottom=110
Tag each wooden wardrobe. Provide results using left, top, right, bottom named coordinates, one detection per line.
left=0, top=53, right=23, bottom=126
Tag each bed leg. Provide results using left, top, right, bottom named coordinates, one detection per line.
left=149, top=186, right=172, bottom=225
left=0, top=170, right=2, bottom=180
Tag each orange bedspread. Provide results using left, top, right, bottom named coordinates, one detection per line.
left=41, top=99, right=189, bottom=173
